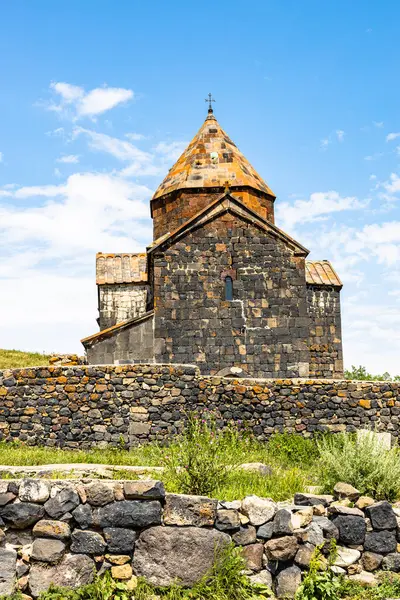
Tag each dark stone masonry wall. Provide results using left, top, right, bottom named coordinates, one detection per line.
left=307, top=286, right=343, bottom=379
left=0, top=364, right=399, bottom=448
left=0, top=479, right=399, bottom=598
left=153, top=214, right=310, bottom=378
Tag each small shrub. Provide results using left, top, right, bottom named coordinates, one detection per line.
left=317, top=431, right=400, bottom=501
left=267, top=432, right=320, bottom=467
left=339, top=571, right=400, bottom=599
left=295, top=541, right=343, bottom=600
left=162, top=412, right=243, bottom=496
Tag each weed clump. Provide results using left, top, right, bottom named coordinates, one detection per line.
left=317, top=430, right=400, bottom=501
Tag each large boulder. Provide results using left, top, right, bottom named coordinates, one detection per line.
left=365, top=501, right=397, bottom=531
left=0, top=549, right=17, bottom=596
left=232, top=526, right=257, bottom=546
left=294, top=493, right=333, bottom=507
left=84, top=482, right=114, bottom=507
left=273, top=509, right=294, bottom=536
left=95, top=500, right=162, bottom=528
left=333, top=482, right=360, bottom=502
left=265, top=536, right=299, bottom=561
left=163, top=494, right=217, bottom=527
left=123, top=480, right=165, bottom=500
left=133, top=526, right=230, bottom=587
left=364, top=530, right=397, bottom=554
left=382, top=553, right=400, bottom=572
left=70, top=530, right=107, bottom=555
left=33, top=519, right=71, bottom=540
left=44, top=488, right=80, bottom=519
left=295, top=523, right=324, bottom=546
left=241, top=496, right=277, bottom=526
left=1, top=502, right=44, bottom=528
left=312, top=516, right=339, bottom=540
left=362, top=551, right=383, bottom=572
left=241, top=543, right=264, bottom=571
left=104, top=528, right=137, bottom=554
left=331, top=515, right=366, bottom=545
left=275, top=565, right=302, bottom=598
left=31, top=538, right=66, bottom=562
left=334, top=547, right=361, bottom=567
left=28, top=553, right=94, bottom=598
left=215, top=509, right=240, bottom=531
left=19, top=479, right=50, bottom=504
left=72, top=504, right=93, bottom=529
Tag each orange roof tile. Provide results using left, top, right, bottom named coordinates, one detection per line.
left=96, top=253, right=147, bottom=285
left=306, top=260, right=342, bottom=288
left=152, top=112, right=275, bottom=201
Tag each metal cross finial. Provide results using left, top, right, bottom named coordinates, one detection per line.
left=205, top=93, right=215, bottom=113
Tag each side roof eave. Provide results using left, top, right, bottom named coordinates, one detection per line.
left=81, top=311, right=154, bottom=348
left=147, top=192, right=309, bottom=257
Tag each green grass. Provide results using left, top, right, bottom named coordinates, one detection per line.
left=0, top=348, right=52, bottom=369
left=0, top=430, right=318, bottom=501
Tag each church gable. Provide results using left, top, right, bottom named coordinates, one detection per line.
left=149, top=193, right=309, bottom=258
left=152, top=208, right=310, bottom=378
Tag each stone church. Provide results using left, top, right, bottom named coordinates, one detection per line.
left=82, top=104, right=343, bottom=379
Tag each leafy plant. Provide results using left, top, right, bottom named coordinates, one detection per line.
left=162, top=412, right=244, bottom=496
left=267, top=432, right=320, bottom=467
left=317, top=431, right=400, bottom=501
left=295, top=541, right=342, bottom=600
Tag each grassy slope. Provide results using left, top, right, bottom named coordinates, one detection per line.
left=0, top=348, right=52, bottom=369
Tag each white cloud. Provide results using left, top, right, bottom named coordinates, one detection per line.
left=73, top=127, right=186, bottom=178
left=74, top=127, right=151, bottom=163
left=0, top=171, right=154, bottom=352
left=383, top=173, right=400, bottom=195
left=320, top=138, right=330, bottom=150
left=154, top=141, right=187, bottom=161
left=78, top=87, right=133, bottom=118
left=373, top=121, right=384, bottom=128
left=56, top=154, right=80, bottom=164
left=386, top=132, right=400, bottom=142
left=276, top=191, right=364, bottom=231
left=364, top=153, right=384, bottom=161
left=126, top=133, right=147, bottom=141
left=46, top=82, right=133, bottom=120
left=0, top=152, right=3, bottom=163
left=336, top=130, right=345, bottom=142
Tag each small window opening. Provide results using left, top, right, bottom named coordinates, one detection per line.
left=225, top=276, right=234, bottom=301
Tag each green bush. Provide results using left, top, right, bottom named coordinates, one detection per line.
left=317, top=431, right=400, bottom=501
left=295, top=542, right=342, bottom=600
left=267, top=432, right=320, bottom=467
left=344, top=365, right=400, bottom=381
left=162, top=412, right=246, bottom=496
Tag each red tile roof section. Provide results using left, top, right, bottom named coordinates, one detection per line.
left=96, top=253, right=147, bottom=285
left=152, top=112, right=275, bottom=201
left=306, top=260, right=342, bottom=288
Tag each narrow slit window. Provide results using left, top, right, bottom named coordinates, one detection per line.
left=225, top=276, right=233, bottom=301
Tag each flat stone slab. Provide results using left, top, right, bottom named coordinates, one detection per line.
left=0, top=464, right=163, bottom=479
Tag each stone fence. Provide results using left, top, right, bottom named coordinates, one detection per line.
left=0, top=478, right=399, bottom=598
left=0, top=364, right=399, bottom=447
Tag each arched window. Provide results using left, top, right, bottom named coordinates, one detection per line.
left=225, top=276, right=233, bottom=301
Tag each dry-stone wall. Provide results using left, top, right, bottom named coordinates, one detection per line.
left=0, top=479, right=399, bottom=598
left=0, top=364, right=400, bottom=448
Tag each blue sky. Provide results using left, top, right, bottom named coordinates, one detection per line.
left=1, top=0, right=400, bottom=373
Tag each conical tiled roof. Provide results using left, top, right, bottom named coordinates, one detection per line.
left=152, top=111, right=275, bottom=200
